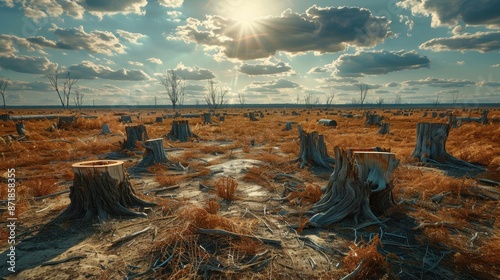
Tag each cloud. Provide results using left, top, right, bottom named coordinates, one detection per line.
left=420, top=31, right=500, bottom=53
left=184, top=84, right=206, bottom=91
left=81, top=0, right=148, bottom=18
left=385, top=82, right=399, bottom=87
left=332, top=50, right=430, bottom=77
left=492, top=64, right=500, bottom=67
left=7, top=80, right=52, bottom=91
left=397, top=0, right=500, bottom=28
left=239, top=61, right=293, bottom=76
left=308, top=67, right=329, bottom=74
left=49, top=25, right=126, bottom=55
left=0, top=34, right=49, bottom=54
left=244, top=78, right=301, bottom=94
left=116, top=29, right=145, bottom=44
left=0, top=54, right=58, bottom=74
left=69, top=61, right=151, bottom=80
left=7, top=0, right=85, bottom=21
left=176, top=5, right=391, bottom=60
left=436, top=88, right=460, bottom=94
left=147, top=57, right=163, bottom=64
left=128, top=61, right=144, bottom=67
left=172, top=63, right=215, bottom=80
left=158, top=0, right=184, bottom=8
left=403, top=77, right=475, bottom=88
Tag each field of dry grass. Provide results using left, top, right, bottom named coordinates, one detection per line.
left=0, top=107, right=499, bottom=279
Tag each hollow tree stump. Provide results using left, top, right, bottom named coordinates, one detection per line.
left=166, top=120, right=194, bottom=142
left=308, top=147, right=398, bottom=227
left=295, top=125, right=334, bottom=169
left=411, top=123, right=485, bottom=173
left=378, top=123, right=390, bottom=134
left=138, top=138, right=170, bottom=167
left=121, top=125, right=148, bottom=151
left=53, top=160, right=156, bottom=223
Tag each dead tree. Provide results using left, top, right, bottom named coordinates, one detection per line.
left=0, top=78, right=8, bottom=110
left=121, top=125, right=149, bottom=151
left=308, top=147, right=398, bottom=227
left=52, top=160, right=156, bottom=224
left=138, top=138, right=170, bottom=167
left=295, top=125, right=334, bottom=169
left=46, top=71, right=79, bottom=109
left=166, top=120, right=194, bottom=142
left=160, top=70, right=185, bottom=111
left=205, top=79, right=228, bottom=109
left=411, top=123, right=485, bottom=173
left=458, top=110, right=489, bottom=125
left=378, top=123, right=390, bottom=135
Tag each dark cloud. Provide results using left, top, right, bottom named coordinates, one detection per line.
left=239, top=61, right=292, bottom=76
left=332, top=50, right=430, bottom=77
left=244, top=78, right=301, bottom=93
left=385, top=82, right=399, bottom=87
left=420, top=31, right=500, bottom=53
left=403, top=77, right=474, bottom=88
left=173, top=64, right=216, bottom=80
left=308, top=67, right=329, bottom=74
left=398, top=0, right=500, bottom=28
left=177, top=5, right=391, bottom=60
left=82, top=0, right=147, bottom=17
left=69, top=61, right=150, bottom=80
left=0, top=54, right=58, bottom=74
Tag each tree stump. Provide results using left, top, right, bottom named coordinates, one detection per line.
left=423, top=111, right=428, bottom=117
left=284, top=122, right=293, bottom=131
left=249, top=112, right=258, bottom=121
left=378, top=123, right=390, bottom=134
left=58, top=116, right=77, bottom=128
left=166, top=120, right=194, bottom=142
left=295, top=125, right=334, bottom=169
left=138, top=138, right=170, bottom=167
left=155, top=117, right=163, bottom=123
left=203, top=113, right=212, bottom=124
left=15, top=122, right=26, bottom=136
left=121, top=125, right=148, bottom=151
left=432, top=112, right=437, bottom=118
left=365, top=113, right=383, bottom=126
left=120, top=115, right=133, bottom=123
left=219, top=116, right=225, bottom=122
left=318, top=119, right=337, bottom=127
left=53, top=160, right=156, bottom=223
left=308, top=147, right=398, bottom=227
left=411, top=123, right=485, bottom=173
left=101, top=124, right=112, bottom=135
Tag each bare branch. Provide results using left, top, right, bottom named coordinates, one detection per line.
left=205, top=79, right=228, bottom=109
left=46, top=71, right=65, bottom=109
left=0, top=78, right=8, bottom=110
left=160, top=70, right=185, bottom=111
left=324, top=92, right=335, bottom=110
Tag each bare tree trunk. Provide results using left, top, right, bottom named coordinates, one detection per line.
left=52, top=160, right=156, bottom=224
left=295, top=125, right=334, bottom=169
left=138, top=138, right=170, bottom=167
left=284, top=122, right=293, bottom=131
left=166, top=120, right=194, bottom=142
left=308, top=147, right=398, bottom=227
left=16, top=122, right=26, bottom=135
left=121, top=125, right=149, bottom=151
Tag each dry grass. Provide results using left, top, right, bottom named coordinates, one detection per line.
left=205, top=199, right=220, bottom=214
left=340, top=235, right=392, bottom=279
left=215, top=177, right=238, bottom=201
left=286, top=184, right=322, bottom=205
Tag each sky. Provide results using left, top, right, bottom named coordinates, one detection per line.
left=0, top=0, right=499, bottom=107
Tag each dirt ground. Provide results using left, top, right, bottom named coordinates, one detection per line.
left=0, top=107, right=499, bottom=279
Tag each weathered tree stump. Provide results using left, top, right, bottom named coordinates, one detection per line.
left=138, top=138, right=170, bottom=167
left=295, top=125, right=334, bottom=169
left=121, top=125, right=148, bottom=151
left=423, top=111, right=428, bottom=117
left=308, top=147, right=398, bottom=227
left=155, top=117, right=163, bottom=123
left=203, top=113, right=212, bottom=124
left=284, top=121, right=293, bottom=131
left=447, top=114, right=460, bottom=128
left=378, top=123, right=390, bottom=134
left=249, top=112, right=258, bottom=121
left=15, top=122, right=26, bottom=135
left=101, top=124, right=112, bottom=135
left=432, top=112, right=437, bottom=118
left=53, top=160, right=156, bottom=224
left=411, top=123, right=485, bottom=173
left=219, top=116, right=225, bottom=122
left=166, top=120, right=194, bottom=142
left=365, top=113, right=383, bottom=126
left=318, top=119, right=337, bottom=127
left=259, top=111, right=264, bottom=118
left=120, top=115, right=133, bottom=123
left=58, top=116, right=77, bottom=128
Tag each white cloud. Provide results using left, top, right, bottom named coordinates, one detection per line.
left=116, top=29, right=145, bottom=44
left=69, top=61, right=151, bottom=80
left=147, top=57, right=163, bottom=64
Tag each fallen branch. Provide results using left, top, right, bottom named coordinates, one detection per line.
left=41, top=255, right=86, bottom=266
left=341, top=260, right=365, bottom=280
left=110, top=226, right=153, bottom=248
left=143, top=185, right=180, bottom=195
left=243, top=208, right=274, bottom=234
left=34, top=189, right=71, bottom=201
left=196, top=228, right=282, bottom=246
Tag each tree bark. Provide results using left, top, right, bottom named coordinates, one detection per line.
left=295, top=125, right=334, bottom=169
left=138, top=138, right=170, bottom=167
left=308, top=147, right=398, bottom=227
left=53, top=160, right=156, bottom=224
left=16, top=122, right=26, bottom=135
left=202, top=113, right=212, bottom=124
left=121, top=125, right=148, bottom=151
left=166, top=120, right=194, bottom=142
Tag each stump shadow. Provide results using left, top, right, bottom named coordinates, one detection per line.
left=0, top=221, right=94, bottom=278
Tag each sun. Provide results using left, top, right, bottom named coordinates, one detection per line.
left=226, top=1, right=265, bottom=25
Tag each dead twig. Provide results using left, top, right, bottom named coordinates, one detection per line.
left=143, top=185, right=180, bottom=195
left=41, top=255, right=86, bottom=266
left=34, top=189, right=71, bottom=201
left=412, top=221, right=455, bottom=231
left=243, top=208, right=274, bottom=234
left=110, top=226, right=153, bottom=248
left=341, top=260, right=365, bottom=280
left=196, top=228, right=282, bottom=246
